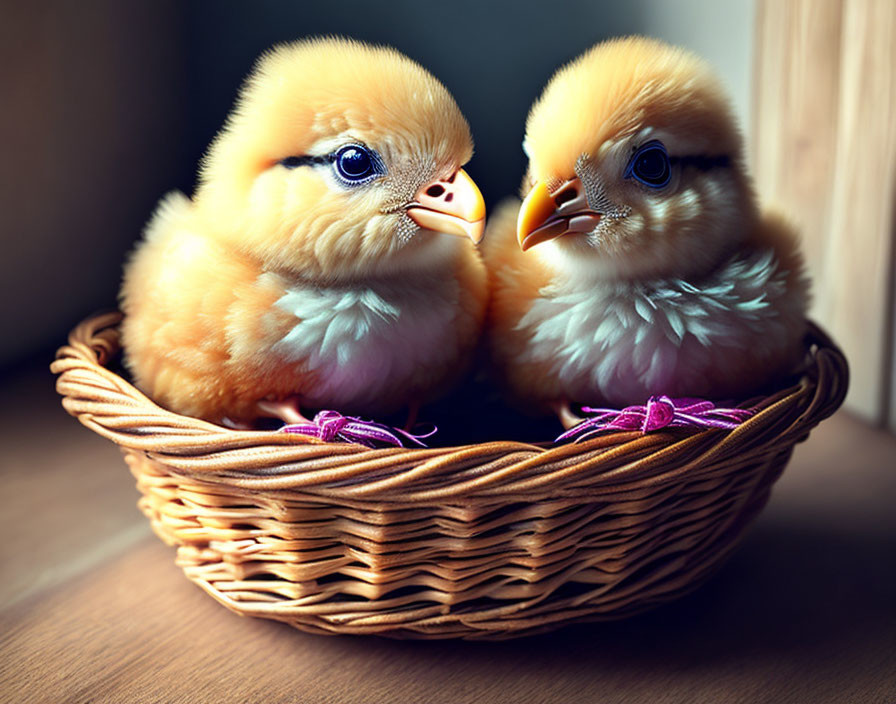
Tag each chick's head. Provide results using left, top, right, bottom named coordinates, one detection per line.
left=518, top=36, right=757, bottom=282
left=196, top=37, right=484, bottom=280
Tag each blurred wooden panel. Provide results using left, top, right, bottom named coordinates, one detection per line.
left=753, top=0, right=896, bottom=426
left=752, top=0, right=843, bottom=281
left=827, top=0, right=896, bottom=429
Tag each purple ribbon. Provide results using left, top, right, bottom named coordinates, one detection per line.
left=281, top=410, right=436, bottom=448
left=556, top=395, right=754, bottom=443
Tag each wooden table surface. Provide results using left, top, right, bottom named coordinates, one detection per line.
left=1, top=364, right=894, bottom=703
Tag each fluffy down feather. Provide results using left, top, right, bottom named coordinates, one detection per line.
left=121, top=38, right=487, bottom=424
left=485, top=37, right=809, bottom=418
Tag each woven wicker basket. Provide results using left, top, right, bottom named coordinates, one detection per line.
left=52, top=312, right=847, bottom=639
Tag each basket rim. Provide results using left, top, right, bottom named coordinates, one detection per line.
left=50, top=312, right=848, bottom=501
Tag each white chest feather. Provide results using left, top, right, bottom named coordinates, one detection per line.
left=271, top=277, right=460, bottom=407
left=517, top=250, right=794, bottom=402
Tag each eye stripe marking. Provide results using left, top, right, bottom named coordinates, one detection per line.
left=280, top=154, right=334, bottom=169
left=669, top=154, right=732, bottom=170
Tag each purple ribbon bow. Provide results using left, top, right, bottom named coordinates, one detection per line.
left=556, top=395, right=754, bottom=443
left=281, top=410, right=436, bottom=448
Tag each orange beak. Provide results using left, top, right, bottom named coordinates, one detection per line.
left=517, top=178, right=602, bottom=251
left=406, top=169, right=486, bottom=243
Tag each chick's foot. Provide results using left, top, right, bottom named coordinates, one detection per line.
left=257, top=396, right=310, bottom=425
left=552, top=400, right=584, bottom=430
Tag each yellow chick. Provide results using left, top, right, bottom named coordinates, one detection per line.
left=484, top=37, right=809, bottom=427
left=121, top=38, right=487, bottom=426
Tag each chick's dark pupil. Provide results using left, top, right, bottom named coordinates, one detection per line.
left=636, top=150, right=668, bottom=181
left=338, top=147, right=372, bottom=178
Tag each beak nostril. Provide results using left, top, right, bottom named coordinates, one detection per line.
left=445, top=193, right=453, bottom=203
left=446, top=172, right=456, bottom=184
left=554, top=188, right=577, bottom=206
left=426, top=184, right=446, bottom=198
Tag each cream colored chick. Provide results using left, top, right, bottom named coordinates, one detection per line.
left=485, top=37, right=809, bottom=426
left=121, top=38, right=487, bottom=426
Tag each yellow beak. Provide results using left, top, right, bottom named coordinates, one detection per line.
left=517, top=178, right=602, bottom=251
left=406, top=168, right=486, bottom=243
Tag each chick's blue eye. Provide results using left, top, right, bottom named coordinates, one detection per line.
left=335, top=145, right=377, bottom=182
left=627, top=141, right=671, bottom=188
